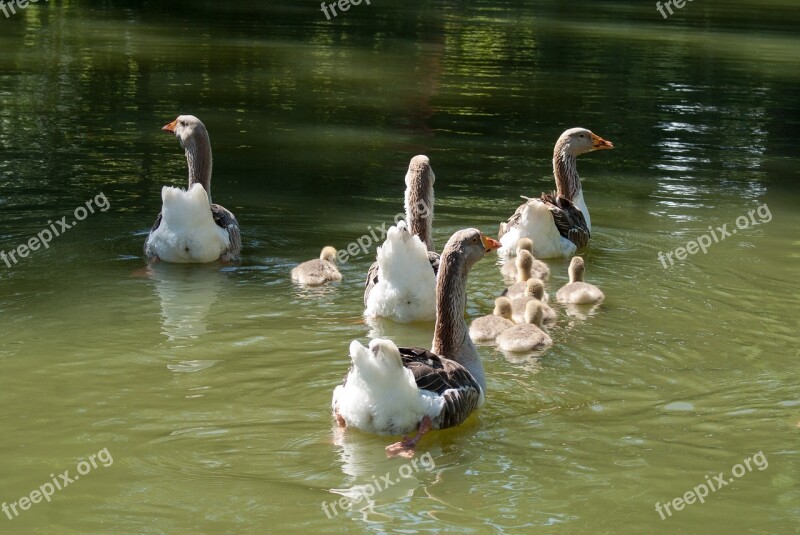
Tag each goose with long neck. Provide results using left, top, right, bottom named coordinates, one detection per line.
left=334, top=229, right=501, bottom=457
left=364, top=155, right=439, bottom=323
left=498, top=128, right=613, bottom=258
left=144, top=115, right=241, bottom=263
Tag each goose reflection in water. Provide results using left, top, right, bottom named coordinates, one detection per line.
left=145, top=263, right=226, bottom=341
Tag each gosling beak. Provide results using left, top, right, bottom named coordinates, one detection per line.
left=481, top=235, right=502, bottom=253
left=162, top=119, right=179, bottom=133
left=591, top=133, right=614, bottom=150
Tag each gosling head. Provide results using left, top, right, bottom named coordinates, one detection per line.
left=515, top=250, right=534, bottom=281
left=524, top=300, right=544, bottom=327
left=568, top=256, right=586, bottom=283
left=493, top=296, right=513, bottom=320
left=558, top=127, right=614, bottom=157
left=525, top=278, right=545, bottom=300
left=320, top=246, right=338, bottom=263
left=516, top=238, right=534, bottom=255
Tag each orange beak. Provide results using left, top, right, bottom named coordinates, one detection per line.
left=162, top=118, right=178, bottom=133
left=591, top=133, right=614, bottom=150
left=481, top=235, right=502, bottom=253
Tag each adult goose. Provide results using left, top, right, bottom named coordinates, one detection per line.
left=145, top=115, right=241, bottom=263
left=498, top=128, right=613, bottom=259
left=334, top=229, right=501, bottom=457
left=364, top=155, right=439, bottom=323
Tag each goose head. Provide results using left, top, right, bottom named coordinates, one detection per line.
left=320, top=246, right=338, bottom=263
left=559, top=127, right=614, bottom=156
left=441, top=228, right=501, bottom=271
left=163, top=115, right=209, bottom=150
left=524, top=300, right=544, bottom=327
left=494, top=296, right=513, bottom=320
left=568, top=256, right=586, bottom=283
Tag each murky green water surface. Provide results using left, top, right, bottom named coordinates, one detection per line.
left=0, top=1, right=798, bottom=533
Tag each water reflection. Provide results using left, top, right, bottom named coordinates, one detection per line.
left=145, top=263, right=226, bottom=341
left=329, top=426, right=440, bottom=522
left=363, top=316, right=434, bottom=348
left=496, top=348, right=546, bottom=373
left=561, top=302, right=603, bottom=321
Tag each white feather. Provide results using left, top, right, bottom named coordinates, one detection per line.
left=332, top=340, right=443, bottom=435
left=499, top=199, right=578, bottom=259
left=364, top=222, right=436, bottom=323
left=145, top=183, right=229, bottom=263
left=556, top=283, right=604, bottom=305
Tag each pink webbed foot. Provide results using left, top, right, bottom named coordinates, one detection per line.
left=385, top=416, right=432, bottom=458
left=334, top=409, right=347, bottom=428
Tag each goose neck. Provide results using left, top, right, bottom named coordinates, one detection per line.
left=432, top=252, right=486, bottom=391
left=553, top=144, right=580, bottom=200
left=405, top=184, right=434, bottom=252
left=185, top=134, right=213, bottom=203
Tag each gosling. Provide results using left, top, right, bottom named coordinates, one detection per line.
left=496, top=301, right=553, bottom=353
left=510, top=278, right=550, bottom=323
left=469, top=297, right=514, bottom=342
left=556, top=256, right=604, bottom=305
left=501, top=238, right=550, bottom=281
left=291, top=246, right=342, bottom=286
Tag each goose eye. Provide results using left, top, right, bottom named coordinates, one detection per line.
left=180, top=121, right=186, bottom=127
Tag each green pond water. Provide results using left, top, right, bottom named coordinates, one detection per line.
left=0, top=1, right=798, bottom=533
